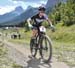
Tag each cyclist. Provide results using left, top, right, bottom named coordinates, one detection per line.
left=27, top=5, right=54, bottom=59
left=27, top=5, right=54, bottom=39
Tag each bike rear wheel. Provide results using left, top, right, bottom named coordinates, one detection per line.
left=40, top=35, right=52, bottom=63
left=30, top=38, right=37, bottom=57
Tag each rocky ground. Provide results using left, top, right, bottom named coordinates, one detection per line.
left=2, top=40, right=70, bottom=68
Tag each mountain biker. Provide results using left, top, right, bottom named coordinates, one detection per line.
left=27, top=5, right=54, bottom=39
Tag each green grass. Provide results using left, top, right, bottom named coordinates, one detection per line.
left=3, top=24, right=75, bottom=44
left=53, top=41, right=75, bottom=67
left=8, top=29, right=31, bottom=44
left=9, top=39, right=29, bottom=44
left=1, top=24, right=75, bottom=67
left=47, top=24, right=75, bottom=43
left=0, top=41, right=23, bottom=68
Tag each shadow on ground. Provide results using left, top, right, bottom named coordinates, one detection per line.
left=26, top=57, right=51, bottom=68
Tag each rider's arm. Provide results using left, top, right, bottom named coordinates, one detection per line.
left=46, top=18, right=53, bottom=27
left=44, top=14, right=53, bottom=26
left=44, top=14, right=55, bottom=32
left=27, top=18, right=31, bottom=25
left=27, top=18, right=32, bottom=28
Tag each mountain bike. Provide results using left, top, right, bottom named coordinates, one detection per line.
left=30, top=26, right=53, bottom=63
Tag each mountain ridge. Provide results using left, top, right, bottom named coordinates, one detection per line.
left=0, top=6, right=24, bottom=24
left=0, top=0, right=66, bottom=26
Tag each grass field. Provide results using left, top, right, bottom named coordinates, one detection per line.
left=0, top=41, right=23, bottom=68
left=1, top=24, right=75, bottom=67
left=6, top=24, right=75, bottom=43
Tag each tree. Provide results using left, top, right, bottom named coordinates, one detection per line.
left=49, top=0, right=75, bottom=26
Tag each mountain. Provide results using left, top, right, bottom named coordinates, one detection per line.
left=14, top=6, right=24, bottom=15
left=46, top=0, right=57, bottom=8
left=46, top=0, right=66, bottom=14
left=1, top=6, right=38, bottom=26
left=46, top=0, right=66, bottom=8
left=45, top=0, right=57, bottom=14
left=26, top=6, right=33, bottom=10
left=0, top=0, right=66, bottom=26
left=0, top=6, right=24, bottom=23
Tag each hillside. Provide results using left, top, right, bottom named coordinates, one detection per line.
left=3, top=24, right=75, bottom=67
left=47, top=24, right=75, bottom=43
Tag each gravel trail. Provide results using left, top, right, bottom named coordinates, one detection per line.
left=2, top=40, right=69, bottom=68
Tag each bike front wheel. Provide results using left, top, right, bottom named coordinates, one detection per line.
left=40, top=35, right=52, bottom=63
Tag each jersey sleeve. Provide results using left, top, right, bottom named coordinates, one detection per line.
left=44, top=14, right=48, bottom=20
left=31, top=16, right=35, bottom=20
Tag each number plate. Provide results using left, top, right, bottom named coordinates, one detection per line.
left=39, top=26, right=46, bottom=33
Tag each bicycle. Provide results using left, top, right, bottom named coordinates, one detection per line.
left=30, top=26, right=53, bottom=63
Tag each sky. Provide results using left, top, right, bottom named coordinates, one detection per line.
left=0, top=0, right=48, bottom=15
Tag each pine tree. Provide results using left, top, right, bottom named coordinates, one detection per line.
left=49, top=0, right=75, bottom=26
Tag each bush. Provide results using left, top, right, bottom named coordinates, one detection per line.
left=49, top=0, right=75, bottom=26
left=48, top=25, right=75, bottom=43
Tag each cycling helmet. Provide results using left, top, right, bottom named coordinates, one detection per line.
left=38, top=5, right=46, bottom=11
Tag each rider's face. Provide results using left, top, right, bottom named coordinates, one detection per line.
left=39, top=11, right=45, bottom=17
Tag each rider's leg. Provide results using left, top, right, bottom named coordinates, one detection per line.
left=31, top=28, right=39, bottom=46
left=30, top=28, right=38, bottom=58
left=31, top=28, right=38, bottom=39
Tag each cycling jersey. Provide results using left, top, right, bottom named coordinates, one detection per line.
left=31, top=13, right=48, bottom=27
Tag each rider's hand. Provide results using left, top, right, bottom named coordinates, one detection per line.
left=27, top=18, right=33, bottom=28
left=28, top=24, right=33, bottom=28
left=50, top=25, right=55, bottom=32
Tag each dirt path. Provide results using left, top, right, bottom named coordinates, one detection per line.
left=2, top=39, right=70, bottom=68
